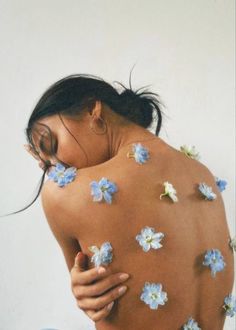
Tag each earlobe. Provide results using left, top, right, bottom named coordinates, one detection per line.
left=90, top=100, right=102, bottom=119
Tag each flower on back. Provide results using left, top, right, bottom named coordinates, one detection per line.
left=136, top=226, right=164, bottom=252
left=160, top=181, right=178, bottom=202
left=140, top=282, right=168, bottom=310
left=88, top=242, right=113, bottom=268
left=198, top=182, right=217, bottom=200
left=229, top=236, right=236, bottom=252
left=180, top=145, right=200, bottom=160
left=223, top=294, right=236, bottom=317
left=214, top=176, right=227, bottom=192
left=90, top=177, right=118, bottom=204
left=47, top=163, right=77, bottom=187
left=127, top=143, right=150, bottom=164
left=202, top=249, right=226, bottom=277
left=182, top=317, right=201, bottom=330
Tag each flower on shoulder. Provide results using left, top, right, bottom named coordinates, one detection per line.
left=214, top=176, right=227, bottom=192
left=90, top=177, right=118, bottom=204
left=223, top=293, right=236, bottom=317
left=47, top=162, right=77, bottom=187
left=202, top=249, right=226, bottom=277
left=229, top=236, right=236, bottom=252
left=140, top=282, right=168, bottom=310
left=88, top=242, right=113, bottom=268
left=136, top=226, right=164, bottom=252
left=127, top=143, right=150, bottom=164
left=180, top=145, right=200, bottom=160
left=160, top=181, right=178, bottom=202
left=198, top=182, right=217, bottom=201
left=182, top=317, right=201, bottom=330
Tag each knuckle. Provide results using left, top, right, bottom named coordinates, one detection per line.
left=74, top=288, right=84, bottom=299
left=93, top=297, right=105, bottom=310
left=76, top=300, right=83, bottom=309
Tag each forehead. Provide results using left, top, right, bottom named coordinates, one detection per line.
left=31, top=115, right=60, bottom=144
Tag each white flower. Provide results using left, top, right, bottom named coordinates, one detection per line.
left=180, top=145, right=200, bottom=160
left=229, top=236, right=236, bottom=252
left=160, top=181, right=178, bottom=202
left=136, top=226, right=165, bottom=252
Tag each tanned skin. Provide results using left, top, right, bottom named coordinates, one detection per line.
left=31, top=101, right=234, bottom=330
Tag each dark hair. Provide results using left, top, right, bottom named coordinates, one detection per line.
left=6, top=70, right=165, bottom=215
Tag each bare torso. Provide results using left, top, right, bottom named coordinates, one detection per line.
left=62, top=137, right=234, bottom=330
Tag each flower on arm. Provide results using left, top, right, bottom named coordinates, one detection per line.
left=47, top=162, right=77, bottom=187
left=222, top=294, right=236, bottom=317
left=127, top=143, right=150, bottom=164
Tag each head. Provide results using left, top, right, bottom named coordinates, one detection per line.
left=15, top=72, right=165, bottom=214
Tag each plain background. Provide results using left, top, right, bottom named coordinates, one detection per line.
left=0, top=1, right=235, bottom=329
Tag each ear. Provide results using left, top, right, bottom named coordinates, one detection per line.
left=90, top=100, right=102, bottom=119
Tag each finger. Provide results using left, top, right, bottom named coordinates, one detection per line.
left=73, top=251, right=88, bottom=272
left=74, top=272, right=129, bottom=298
left=76, top=285, right=128, bottom=311
left=85, top=301, right=114, bottom=322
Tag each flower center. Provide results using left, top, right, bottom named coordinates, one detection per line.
left=146, top=236, right=153, bottom=243
left=150, top=292, right=158, bottom=300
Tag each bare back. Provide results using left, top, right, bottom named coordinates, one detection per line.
left=68, top=137, right=234, bottom=330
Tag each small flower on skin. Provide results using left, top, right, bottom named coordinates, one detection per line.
left=202, top=249, right=226, bottom=277
left=180, top=145, right=200, bottom=160
left=136, top=226, right=164, bottom=252
left=127, top=143, right=150, bottom=164
left=160, top=181, right=178, bottom=202
left=214, top=176, right=227, bottom=192
left=47, top=162, right=77, bottom=187
left=229, top=236, right=236, bottom=252
left=198, top=182, right=217, bottom=201
left=88, top=242, right=113, bottom=268
left=182, top=317, right=201, bottom=330
left=90, top=177, right=118, bottom=204
left=140, top=282, right=168, bottom=310
left=223, top=293, right=236, bottom=317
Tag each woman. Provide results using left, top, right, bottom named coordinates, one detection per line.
left=24, top=74, right=234, bottom=330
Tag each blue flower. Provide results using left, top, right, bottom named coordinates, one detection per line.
left=136, top=226, right=164, bottom=252
left=47, top=163, right=77, bottom=187
left=88, top=242, right=113, bottom=268
left=214, top=176, right=227, bottom=192
left=182, top=317, right=201, bottom=330
left=90, top=177, right=118, bottom=204
left=198, top=182, right=217, bottom=200
left=202, top=249, right=226, bottom=277
left=140, top=282, right=168, bottom=310
left=223, top=293, right=236, bottom=317
left=127, top=143, right=150, bottom=164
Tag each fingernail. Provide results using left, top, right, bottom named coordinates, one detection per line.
left=97, top=267, right=106, bottom=274
left=107, top=301, right=114, bottom=311
left=118, top=286, right=127, bottom=294
left=119, top=273, right=129, bottom=281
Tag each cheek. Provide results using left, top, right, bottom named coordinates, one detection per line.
left=56, top=136, right=88, bottom=168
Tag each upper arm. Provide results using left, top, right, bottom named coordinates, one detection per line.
left=40, top=181, right=82, bottom=272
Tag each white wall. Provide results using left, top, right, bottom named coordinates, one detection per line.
left=0, top=1, right=234, bottom=329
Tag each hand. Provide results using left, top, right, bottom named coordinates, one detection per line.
left=70, top=251, right=130, bottom=322
left=24, top=144, right=46, bottom=171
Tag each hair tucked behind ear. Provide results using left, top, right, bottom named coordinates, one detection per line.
left=3, top=68, right=165, bottom=216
